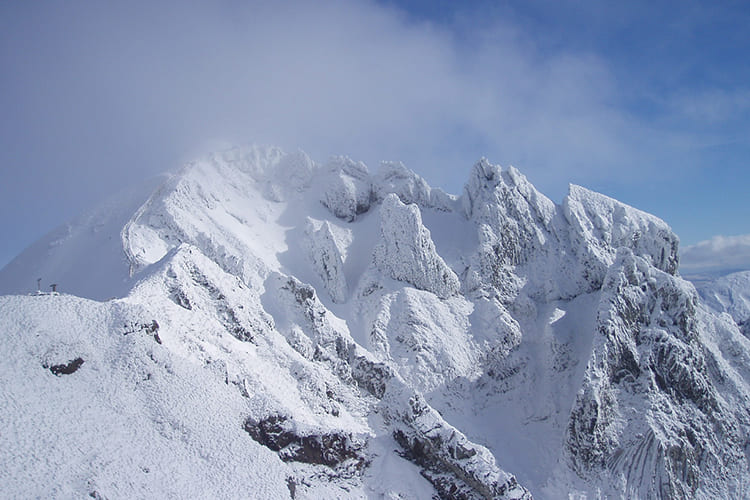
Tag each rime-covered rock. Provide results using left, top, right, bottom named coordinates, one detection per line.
left=373, top=160, right=456, bottom=211
left=355, top=280, right=481, bottom=394
left=460, top=158, right=567, bottom=304
left=462, top=159, right=556, bottom=266
left=373, top=193, right=460, bottom=299
left=263, top=150, right=316, bottom=202
left=121, top=145, right=294, bottom=289
left=305, top=218, right=349, bottom=304
left=563, top=184, right=680, bottom=289
left=317, top=156, right=373, bottom=222
left=383, top=384, right=532, bottom=500
left=566, top=248, right=747, bottom=499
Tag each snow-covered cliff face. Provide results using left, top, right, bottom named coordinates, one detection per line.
left=2, top=145, right=749, bottom=499
left=566, top=249, right=750, bottom=498
left=461, top=159, right=679, bottom=303
left=373, top=193, right=460, bottom=299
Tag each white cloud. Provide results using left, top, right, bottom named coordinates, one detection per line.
left=0, top=0, right=657, bottom=199
left=2, top=0, right=749, bottom=268
left=681, top=234, right=750, bottom=275
left=670, top=89, right=750, bottom=124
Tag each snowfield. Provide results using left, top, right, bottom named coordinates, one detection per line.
left=2, top=145, right=749, bottom=499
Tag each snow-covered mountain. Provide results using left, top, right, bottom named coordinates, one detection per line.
left=693, top=271, right=750, bottom=338
left=2, top=145, right=750, bottom=499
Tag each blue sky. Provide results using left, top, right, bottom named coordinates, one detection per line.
left=1, top=0, right=749, bottom=270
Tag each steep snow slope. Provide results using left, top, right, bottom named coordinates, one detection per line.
left=2, top=145, right=750, bottom=499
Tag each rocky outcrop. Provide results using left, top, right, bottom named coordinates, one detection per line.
left=563, top=185, right=680, bottom=290
left=373, top=161, right=455, bottom=211
left=132, top=244, right=275, bottom=344
left=317, top=156, right=374, bottom=222
left=305, top=219, right=349, bottom=304
left=243, top=414, right=368, bottom=468
left=566, top=249, right=746, bottom=498
left=373, top=194, right=460, bottom=299
left=460, top=158, right=569, bottom=305
left=462, top=159, right=556, bottom=268
left=45, top=357, right=85, bottom=376
left=384, top=386, right=532, bottom=500
left=267, top=274, right=358, bottom=383
left=354, top=280, right=484, bottom=394
left=267, top=271, right=532, bottom=498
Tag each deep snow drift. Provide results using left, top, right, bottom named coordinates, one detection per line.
left=2, top=145, right=749, bottom=499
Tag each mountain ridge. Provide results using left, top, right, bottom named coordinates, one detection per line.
left=2, top=145, right=748, bottom=499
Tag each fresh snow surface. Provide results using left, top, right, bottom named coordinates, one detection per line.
left=0, top=294, right=289, bottom=499
left=2, top=144, right=750, bottom=499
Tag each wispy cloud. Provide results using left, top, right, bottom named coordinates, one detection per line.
left=0, top=0, right=663, bottom=197
left=1, top=0, right=749, bottom=267
left=681, top=234, right=750, bottom=275
left=669, top=89, right=750, bottom=124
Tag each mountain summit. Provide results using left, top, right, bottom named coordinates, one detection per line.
left=2, top=146, right=749, bottom=498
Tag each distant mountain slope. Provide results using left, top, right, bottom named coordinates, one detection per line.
left=0, top=176, right=164, bottom=300
left=2, top=145, right=748, bottom=499
left=693, top=270, right=750, bottom=337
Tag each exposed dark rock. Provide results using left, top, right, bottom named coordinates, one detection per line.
left=169, top=286, right=192, bottom=310
left=148, top=320, right=162, bottom=344
left=394, top=425, right=529, bottom=500
left=286, top=477, right=296, bottom=499
left=421, top=469, right=482, bottom=500
left=243, top=415, right=367, bottom=469
left=390, top=392, right=531, bottom=500
left=123, top=320, right=162, bottom=344
left=46, top=357, right=84, bottom=376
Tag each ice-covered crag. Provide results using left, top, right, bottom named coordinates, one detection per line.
left=373, top=193, right=460, bottom=299
left=2, top=145, right=749, bottom=499
left=566, top=249, right=750, bottom=498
